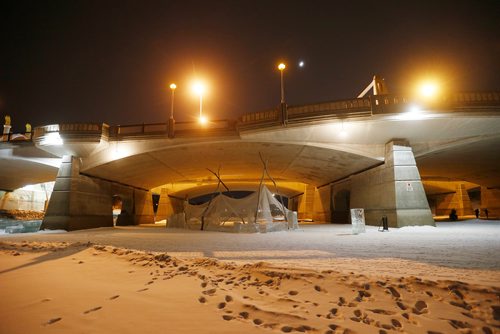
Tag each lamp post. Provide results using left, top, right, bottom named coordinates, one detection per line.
left=193, top=81, right=207, bottom=124
left=278, top=63, right=287, bottom=125
left=168, top=83, right=176, bottom=138
left=278, top=63, right=286, bottom=103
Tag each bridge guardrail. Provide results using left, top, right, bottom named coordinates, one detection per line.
left=370, top=95, right=411, bottom=114
left=288, top=97, right=372, bottom=122
left=240, top=109, right=279, bottom=123
left=108, top=119, right=237, bottom=138
left=449, top=91, right=500, bottom=106
left=239, top=92, right=500, bottom=128
left=31, top=123, right=109, bottom=144
left=3, top=91, right=499, bottom=143
left=1, top=132, right=32, bottom=142
left=33, top=123, right=108, bottom=136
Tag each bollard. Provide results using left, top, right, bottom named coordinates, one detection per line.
left=379, top=215, right=389, bottom=232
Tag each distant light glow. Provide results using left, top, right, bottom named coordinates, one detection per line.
left=278, top=63, right=286, bottom=71
left=199, top=115, right=208, bottom=124
left=170, top=83, right=177, bottom=90
left=409, top=105, right=420, bottom=113
left=298, top=61, right=304, bottom=67
left=111, top=143, right=131, bottom=160
left=418, top=81, right=439, bottom=99
left=40, top=132, right=63, bottom=146
left=19, top=181, right=55, bottom=192
left=339, top=120, right=348, bottom=138
left=395, top=104, right=429, bottom=120
left=192, top=81, right=206, bottom=95
left=20, top=184, right=36, bottom=191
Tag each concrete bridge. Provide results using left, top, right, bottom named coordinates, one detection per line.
left=1, top=91, right=500, bottom=230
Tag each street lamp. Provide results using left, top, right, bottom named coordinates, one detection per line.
left=192, top=81, right=207, bottom=124
left=278, top=63, right=287, bottom=125
left=278, top=63, right=286, bottom=103
left=418, top=81, right=440, bottom=99
left=169, top=83, right=176, bottom=119
left=168, top=83, right=176, bottom=138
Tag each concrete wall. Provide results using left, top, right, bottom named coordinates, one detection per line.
left=350, top=140, right=434, bottom=227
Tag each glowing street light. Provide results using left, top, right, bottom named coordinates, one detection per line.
left=417, top=81, right=440, bottom=99
left=278, top=63, right=286, bottom=104
left=168, top=83, right=176, bottom=138
left=192, top=81, right=207, bottom=124
left=169, top=83, right=176, bottom=119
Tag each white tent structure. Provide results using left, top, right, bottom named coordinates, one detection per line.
left=168, top=185, right=298, bottom=233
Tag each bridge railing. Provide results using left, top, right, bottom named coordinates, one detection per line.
left=31, top=123, right=109, bottom=144
left=240, top=109, right=279, bottom=123
left=108, top=119, right=237, bottom=138
left=109, top=123, right=167, bottom=136
left=288, top=97, right=372, bottom=121
left=239, top=91, right=500, bottom=126
left=239, top=97, right=373, bottom=127
left=3, top=91, right=500, bottom=143
left=33, top=123, right=109, bottom=136
left=371, top=92, right=500, bottom=114
left=448, top=91, right=500, bottom=106
left=1, top=132, right=32, bottom=142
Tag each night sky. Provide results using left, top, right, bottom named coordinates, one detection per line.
left=1, top=0, right=499, bottom=131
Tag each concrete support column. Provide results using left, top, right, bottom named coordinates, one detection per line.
left=331, top=180, right=351, bottom=224
left=351, top=140, right=434, bottom=227
left=297, top=185, right=315, bottom=220
left=149, top=188, right=183, bottom=222
left=434, top=183, right=473, bottom=216
left=133, top=189, right=156, bottom=225
left=313, top=186, right=331, bottom=222
left=42, top=155, right=113, bottom=230
left=453, top=184, right=473, bottom=216
left=481, top=187, right=500, bottom=219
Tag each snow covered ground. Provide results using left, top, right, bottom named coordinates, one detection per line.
left=1, top=220, right=499, bottom=333
left=1, top=219, right=499, bottom=285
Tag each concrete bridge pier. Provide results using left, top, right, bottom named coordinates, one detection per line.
left=481, top=187, right=500, bottom=219
left=41, top=155, right=156, bottom=231
left=433, top=183, right=474, bottom=217
left=350, top=140, right=435, bottom=227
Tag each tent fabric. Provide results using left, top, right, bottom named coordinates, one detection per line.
left=168, top=186, right=298, bottom=233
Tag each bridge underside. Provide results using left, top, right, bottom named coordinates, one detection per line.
left=82, top=141, right=382, bottom=191
left=0, top=144, right=60, bottom=191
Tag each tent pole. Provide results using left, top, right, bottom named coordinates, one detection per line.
left=254, top=161, right=266, bottom=226
left=201, top=167, right=223, bottom=231
left=259, top=153, right=289, bottom=227
left=207, top=168, right=246, bottom=224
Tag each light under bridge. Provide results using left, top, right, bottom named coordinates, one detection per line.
left=1, top=91, right=500, bottom=230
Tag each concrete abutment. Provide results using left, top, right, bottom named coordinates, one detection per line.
left=41, top=155, right=157, bottom=231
